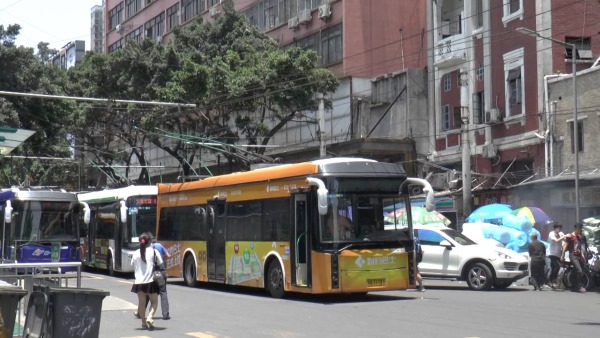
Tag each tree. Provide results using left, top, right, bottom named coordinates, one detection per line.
left=66, top=0, right=338, bottom=184
left=0, top=24, right=77, bottom=188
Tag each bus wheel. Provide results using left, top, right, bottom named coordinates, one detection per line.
left=183, top=255, right=198, bottom=287
left=266, top=261, right=285, bottom=298
left=107, top=253, right=115, bottom=276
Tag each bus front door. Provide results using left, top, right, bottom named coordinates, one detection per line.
left=207, top=200, right=226, bottom=282
left=293, top=194, right=310, bottom=287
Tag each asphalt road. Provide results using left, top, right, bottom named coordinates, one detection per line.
left=81, top=273, right=600, bottom=338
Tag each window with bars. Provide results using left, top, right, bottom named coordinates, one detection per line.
left=145, top=12, right=165, bottom=40
left=453, top=107, right=462, bottom=129
left=509, top=0, right=520, bottom=14
left=285, top=23, right=343, bottom=66
left=474, top=0, right=483, bottom=28
left=125, top=26, right=144, bottom=44
left=502, top=0, right=523, bottom=24
left=570, top=120, right=584, bottom=154
left=182, top=0, right=199, bottom=22
left=108, top=39, right=124, bottom=53
left=443, top=74, right=451, bottom=92
left=441, top=105, right=450, bottom=131
left=507, top=68, right=521, bottom=107
left=476, top=64, right=484, bottom=81
left=125, top=0, right=142, bottom=19
left=109, top=3, right=124, bottom=30
left=166, top=4, right=179, bottom=31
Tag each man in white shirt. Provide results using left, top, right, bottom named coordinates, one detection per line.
left=548, top=223, right=565, bottom=288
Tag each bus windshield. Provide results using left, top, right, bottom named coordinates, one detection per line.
left=11, top=200, right=77, bottom=242
left=128, top=195, right=157, bottom=248
left=320, top=178, right=406, bottom=244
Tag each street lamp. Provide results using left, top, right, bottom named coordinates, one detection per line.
left=516, top=27, right=580, bottom=221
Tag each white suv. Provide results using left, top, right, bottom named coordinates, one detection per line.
left=414, top=224, right=529, bottom=290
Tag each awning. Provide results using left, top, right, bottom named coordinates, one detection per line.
left=506, top=68, right=521, bottom=81
left=0, top=127, right=36, bottom=156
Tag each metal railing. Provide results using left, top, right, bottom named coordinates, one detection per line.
left=0, top=262, right=82, bottom=337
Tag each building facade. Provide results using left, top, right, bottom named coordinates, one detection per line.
left=91, top=4, right=105, bottom=53
left=99, top=0, right=432, bottom=184
left=49, top=40, right=86, bottom=69
left=96, top=0, right=600, bottom=226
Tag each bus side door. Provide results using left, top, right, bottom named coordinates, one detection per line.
left=207, top=199, right=226, bottom=282
left=292, top=193, right=310, bottom=287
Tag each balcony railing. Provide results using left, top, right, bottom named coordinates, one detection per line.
left=435, top=34, right=467, bottom=68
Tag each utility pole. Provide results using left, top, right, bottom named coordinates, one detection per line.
left=460, top=69, right=472, bottom=222
left=318, top=93, right=326, bottom=158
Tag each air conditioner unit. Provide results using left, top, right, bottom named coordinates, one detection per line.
left=298, top=9, right=312, bottom=24
left=318, top=4, right=331, bottom=20
left=288, top=16, right=299, bottom=29
left=578, top=49, right=593, bottom=60
left=482, top=144, right=497, bottom=158
left=209, top=7, right=219, bottom=18
left=484, top=108, right=501, bottom=124
left=116, top=24, right=123, bottom=33
left=429, top=173, right=449, bottom=190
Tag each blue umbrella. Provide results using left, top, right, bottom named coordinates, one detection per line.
left=466, top=203, right=513, bottom=224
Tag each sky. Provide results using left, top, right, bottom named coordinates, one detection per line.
left=0, top=0, right=101, bottom=51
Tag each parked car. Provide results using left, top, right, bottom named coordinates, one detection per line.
left=414, top=224, right=529, bottom=290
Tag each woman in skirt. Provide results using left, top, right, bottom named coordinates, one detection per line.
left=131, top=232, right=163, bottom=329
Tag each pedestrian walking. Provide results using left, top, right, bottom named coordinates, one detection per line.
left=134, top=233, right=172, bottom=320
left=561, top=223, right=587, bottom=293
left=547, top=223, right=565, bottom=288
left=528, top=233, right=546, bottom=290
left=131, top=232, right=162, bottom=329
left=414, top=236, right=425, bottom=291
left=151, top=234, right=171, bottom=319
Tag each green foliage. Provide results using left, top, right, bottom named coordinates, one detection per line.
left=0, top=24, right=77, bottom=188
left=5, top=0, right=339, bottom=187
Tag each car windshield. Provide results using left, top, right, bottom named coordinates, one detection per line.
left=440, top=228, right=477, bottom=245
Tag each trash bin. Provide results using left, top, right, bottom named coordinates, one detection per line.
left=0, top=284, right=28, bottom=338
left=21, top=291, right=48, bottom=338
left=44, top=287, right=109, bottom=338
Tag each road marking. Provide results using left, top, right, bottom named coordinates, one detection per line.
left=187, top=332, right=227, bottom=338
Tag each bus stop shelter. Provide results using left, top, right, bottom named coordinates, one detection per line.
left=0, top=127, right=35, bottom=156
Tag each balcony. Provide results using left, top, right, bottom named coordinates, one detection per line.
left=434, top=34, right=467, bottom=68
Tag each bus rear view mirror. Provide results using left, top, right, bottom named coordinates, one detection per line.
left=4, top=201, right=12, bottom=223
left=81, top=202, right=91, bottom=224
left=120, top=201, right=127, bottom=224
left=307, top=177, right=328, bottom=215
left=399, top=178, right=436, bottom=212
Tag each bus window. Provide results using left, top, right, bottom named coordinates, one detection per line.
left=263, top=198, right=289, bottom=241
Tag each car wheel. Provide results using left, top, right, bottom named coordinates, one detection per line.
left=266, top=261, right=285, bottom=298
left=183, top=255, right=198, bottom=287
left=466, top=263, right=493, bottom=291
left=493, top=281, right=512, bottom=289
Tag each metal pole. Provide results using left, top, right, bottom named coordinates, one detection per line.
left=460, top=69, right=471, bottom=222
left=318, top=93, right=326, bottom=158
left=573, top=46, right=580, bottom=221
